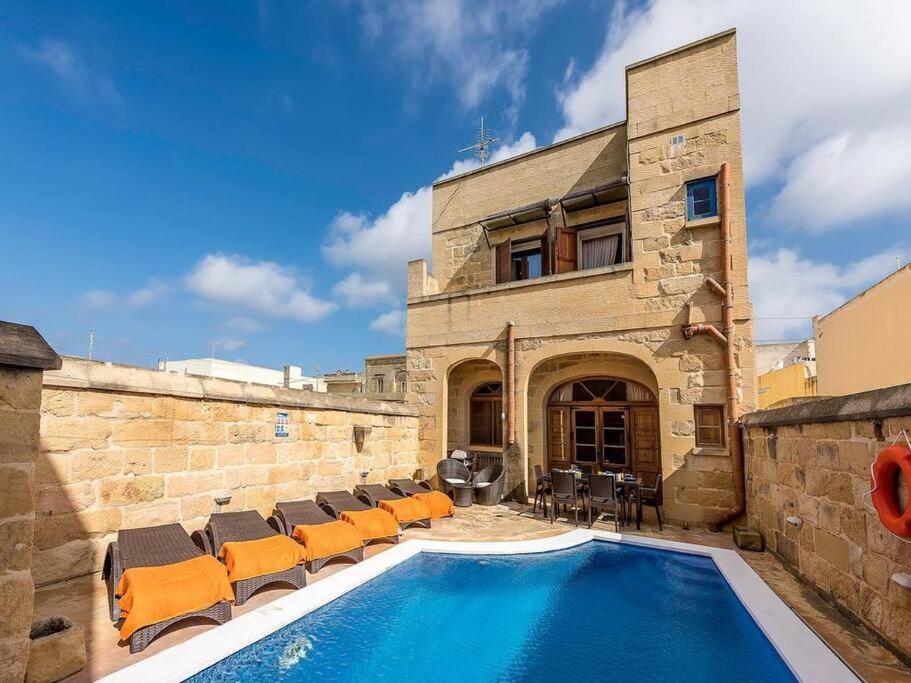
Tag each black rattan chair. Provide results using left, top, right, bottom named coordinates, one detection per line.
left=193, top=511, right=306, bottom=605
left=587, top=472, right=620, bottom=531
left=388, top=478, right=433, bottom=496
left=550, top=469, right=585, bottom=526
left=632, top=472, right=664, bottom=530
left=437, top=458, right=471, bottom=498
left=267, top=500, right=364, bottom=572
left=316, top=490, right=400, bottom=545
left=532, top=464, right=550, bottom=516
left=103, top=523, right=232, bottom=653
left=472, top=464, right=505, bottom=506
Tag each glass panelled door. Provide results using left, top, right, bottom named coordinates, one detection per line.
left=601, top=409, right=628, bottom=469
left=572, top=409, right=598, bottom=465
left=571, top=407, right=629, bottom=470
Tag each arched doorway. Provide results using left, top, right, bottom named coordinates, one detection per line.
left=546, top=376, right=659, bottom=476
left=446, top=358, right=504, bottom=457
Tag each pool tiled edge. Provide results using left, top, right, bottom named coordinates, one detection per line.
left=100, top=531, right=857, bottom=683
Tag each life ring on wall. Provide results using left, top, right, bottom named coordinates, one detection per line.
left=871, top=444, right=911, bottom=538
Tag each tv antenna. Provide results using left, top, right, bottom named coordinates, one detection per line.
left=458, top=117, right=499, bottom=164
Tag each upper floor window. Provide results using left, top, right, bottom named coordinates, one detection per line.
left=496, top=236, right=549, bottom=284
left=373, top=375, right=385, bottom=393
left=396, top=372, right=406, bottom=394
left=686, top=178, right=718, bottom=221
left=577, top=223, right=624, bottom=270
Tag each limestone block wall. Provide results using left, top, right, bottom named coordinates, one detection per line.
left=35, top=358, right=420, bottom=586
left=0, top=366, right=43, bottom=681
left=743, top=385, right=911, bottom=659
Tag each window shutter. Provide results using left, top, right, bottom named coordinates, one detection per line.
left=540, top=233, right=551, bottom=276
left=555, top=226, right=577, bottom=273
left=496, top=239, right=511, bottom=283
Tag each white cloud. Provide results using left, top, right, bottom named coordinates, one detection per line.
left=82, top=282, right=167, bottom=311
left=352, top=0, right=561, bottom=124
left=186, top=253, right=336, bottom=322
left=554, top=0, right=911, bottom=230
left=749, top=247, right=906, bottom=340
left=369, top=309, right=406, bottom=336
left=82, top=290, right=118, bottom=310
left=19, top=38, right=121, bottom=103
left=323, top=132, right=538, bottom=304
left=769, top=128, right=911, bottom=231
left=333, top=272, right=397, bottom=308
left=219, top=338, right=246, bottom=352
left=323, top=187, right=433, bottom=292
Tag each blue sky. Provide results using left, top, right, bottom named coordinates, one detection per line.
left=1, top=1, right=909, bottom=372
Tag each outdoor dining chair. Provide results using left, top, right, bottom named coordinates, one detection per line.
left=632, top=472, right=664, bottom=530
left=587, top=472, right=620, bottom=531
left=550, top=469, right=585, bottom=526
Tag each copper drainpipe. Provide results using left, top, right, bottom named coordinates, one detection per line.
left=506, top=320, right=516, bottom=444
left=681, top=162, right=745, bottom=532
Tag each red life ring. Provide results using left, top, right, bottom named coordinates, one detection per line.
left=871, top=444, right=911, bottom=538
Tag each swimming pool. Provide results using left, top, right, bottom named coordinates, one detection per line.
left=103, top=531, right=857, bottom=682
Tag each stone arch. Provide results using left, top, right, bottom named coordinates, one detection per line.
left=523, top=350, right=663, bottom=479
left=445, top=357, right=504, bottom=456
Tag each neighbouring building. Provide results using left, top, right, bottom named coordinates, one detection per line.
left=323, top=370, right=364, bottom=395
left=755, top=340, right=817, bottom=409
left=814, top=263, right=911, bottom=396
left=406, top=30, right=756, bottom=526
left=364, top=354, right=407, bottom=401
left=158, top=358, right=326, bottom=391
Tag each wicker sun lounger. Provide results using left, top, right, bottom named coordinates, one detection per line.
left=267, top=500, right=365, bottom=573
left=102, top=523, right=232, bottom=653
left=387, top=478, right=433, bottom=497
left=316, top=490, right=400, bottom=545
left=355, top=483, right=431, bottom=529
left=193, top=510, right=307, bottom=605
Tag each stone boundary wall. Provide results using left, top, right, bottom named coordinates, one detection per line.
left=743, top=383, right=911, bottom=659
left=35, top=358, right=420, bottom=586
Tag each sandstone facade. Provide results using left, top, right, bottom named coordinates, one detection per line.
left=744, top=384, right=911, bottom=659
left=35, top=358, right=420, bottom=586
left=406, top=30, right=755, bottom=525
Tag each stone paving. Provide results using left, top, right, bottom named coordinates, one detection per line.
left=35, top=504, right=911, bottom=681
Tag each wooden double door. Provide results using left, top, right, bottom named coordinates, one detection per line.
left=547, top=404, right=659, bottom=477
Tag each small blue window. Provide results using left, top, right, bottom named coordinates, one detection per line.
left=686, top=178, right=718, bottom=221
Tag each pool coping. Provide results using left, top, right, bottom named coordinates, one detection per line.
left=99, top=530, right=857, bottom=683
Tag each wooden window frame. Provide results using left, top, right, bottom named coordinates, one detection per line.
left=469, top=383, right=503, bottom=447
left=694, top=404, right=725, bottom=447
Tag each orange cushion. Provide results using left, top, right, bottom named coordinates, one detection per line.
left=413, top=491, right=454, bottom=519
left=116, top=555, right=234, bottom=641
left=379, top=497, right=432, bottom=523
left=341, top=509, right=399, bottom=541
left=218, top=535, right=306, bottom=583
left=292, top=520, right=363, bottom=561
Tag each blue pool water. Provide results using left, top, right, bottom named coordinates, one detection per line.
left=190, top=542, right=795, bottom=682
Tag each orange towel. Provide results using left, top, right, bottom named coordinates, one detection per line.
left=413, top=491, right=454, bottom=519
left=116, top=555, right=234, bottom=641
left=218, top=535, right=306, bottom=583
left=292, top=520, right=363, bottom=561
left=379, top=497, right=431, bottom=523
left=341, top=509, right=400, bottom=541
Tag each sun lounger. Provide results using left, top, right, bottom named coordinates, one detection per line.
left=268, top=500, right=364, bottom=573
left=388, top=478, right=455, bottom=519
left=103, top=523, right=233, bottom=653
left=193, top=511, right=307, bottom=605
left=316, top=490, right=400, bottom=545
left=355, top=483, right=432, bottom=529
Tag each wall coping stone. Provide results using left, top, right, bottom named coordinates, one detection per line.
left=742, top=382, right=911, bottom=427
left=44, top=357, right=419, bottom=417
left=0, top=321, right=61, bottom=370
